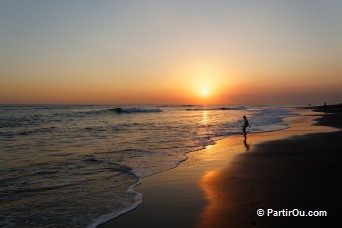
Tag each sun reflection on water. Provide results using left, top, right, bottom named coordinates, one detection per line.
left=202, top=110, right=208, bottom=126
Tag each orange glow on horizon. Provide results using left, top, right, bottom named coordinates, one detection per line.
left=1, top=68, right=341, bottom=105
left=1, top=1, right=341, bottom=105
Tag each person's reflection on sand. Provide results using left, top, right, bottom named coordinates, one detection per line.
left=243, top=137, right=250, bottom=151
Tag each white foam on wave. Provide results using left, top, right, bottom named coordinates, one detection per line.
left=109, top=107, right=162, bottom=113
left=185, top=106, right=246, bottom=111
left=87, top=178, right=143, bottom=228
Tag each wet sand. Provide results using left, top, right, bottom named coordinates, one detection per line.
left=99, top=106, right=342, bottom=228
left=200, top=106, right=342, bottom=228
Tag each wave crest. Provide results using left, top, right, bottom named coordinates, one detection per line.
left=185, top=106, right=246, bottom=111
left=108, top=108, right=162, bottom=113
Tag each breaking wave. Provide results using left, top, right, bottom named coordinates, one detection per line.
left=107, top=108, right=162, bottom=113
left=185, top=106, right=246, bottom=111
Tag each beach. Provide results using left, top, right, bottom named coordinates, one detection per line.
left=0, top=105, right=294, bottom=227
left=2, top=1, right=342, bottom=227
left=100, top=105, right=342, bottom=228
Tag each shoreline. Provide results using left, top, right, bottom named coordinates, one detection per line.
left=200, top=106, right=342, bottom=227
left=99, top=107, right=341, bottom=227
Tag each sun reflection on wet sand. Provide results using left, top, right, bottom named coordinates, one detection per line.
left=199, top=170, right=225, bottom=228
left=197, top=110, right=338, bottom=228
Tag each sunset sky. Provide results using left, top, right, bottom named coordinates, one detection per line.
left=1, top=0, right=341, bottom=105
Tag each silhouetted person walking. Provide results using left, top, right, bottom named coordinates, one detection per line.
left=324, top=102, right=327, bottom=110
left=241, top=115, right=250, bottom=137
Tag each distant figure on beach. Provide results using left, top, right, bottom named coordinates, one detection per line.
left=324, top=102, right=327, bottom=110
left=241, top=116, right=250, bottom=137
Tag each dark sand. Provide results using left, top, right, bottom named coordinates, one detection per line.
left=200, top=106, right=342, bottom=228
left=99, top=106, right=342, bottom=228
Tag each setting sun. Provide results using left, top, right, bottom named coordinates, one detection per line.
left=202, top=90, right=208, bottom=95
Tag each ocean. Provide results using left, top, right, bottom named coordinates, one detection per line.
left=0, top=105, right=297, bottom=227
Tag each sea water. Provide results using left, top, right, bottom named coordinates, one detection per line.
left=0, top=105, right=297, bottom=227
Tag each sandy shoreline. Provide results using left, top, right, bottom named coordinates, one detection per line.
left=99, top=107, right=341, bottom=228
left=200, top=107, right=342, bottom=228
